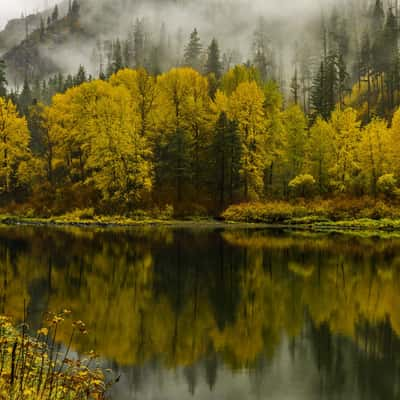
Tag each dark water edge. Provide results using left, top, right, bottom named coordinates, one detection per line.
left=2, top=216, right=400, bottom=237
left=0, top=215, right=400, bottom=237
left=1, top=225, right=400, bottom=399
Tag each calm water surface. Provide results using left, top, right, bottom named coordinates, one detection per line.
left=0, top=226, right=399, bottom=399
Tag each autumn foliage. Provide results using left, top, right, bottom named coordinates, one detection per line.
left=2, top=65, right=400, bottom=217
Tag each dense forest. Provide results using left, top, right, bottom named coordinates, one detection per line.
left=2, top=0, right=400, bottom=217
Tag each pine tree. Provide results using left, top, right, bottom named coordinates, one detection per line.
left=113, top=39, right=124, bottom=73
left=291, top=67, right=300, bottom=105
left=69, top=0, right=80, bottom=25
left=52, top=5, right=59, bottom=22
left=134, top=19, right=145, bottom=68
left=337, top=53, right=348, bottom=108
left=0, top=60, right=7, bottom=98
left=184, top=29, right=202, bottom=71
left=371, top=0, right=385, bottom=35
left=212, top=112, right=241, bottom=208
left=360, top=32, right=371, bottom=78
left=205, top=38, right=222, bottom=78
left=74, top=65, right=87, bottom=86
left=148, top=46, right=161, bottom=76
left=71, top=0, right=80, bottom=17
left=360, top=31, right=372, bottom=120
left=382, top=8, right=398, bottom=73
left=252, top=17, right=275, bottom=81
left=310, top=62, right=327, bottom=120
left=254, top=50, right=268, bottom=82
left=39, top=18, right=45, bottom=41
left=123, top=34, right=134, bottom=68
left=18, top=78, right=33, bottom=116
left=64, top=75, right=74, bottom=92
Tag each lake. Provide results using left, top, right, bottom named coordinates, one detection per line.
left=0, top=225, right=399, bottom=399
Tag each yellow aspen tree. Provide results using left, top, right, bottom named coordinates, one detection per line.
left=110, top=68, right=158, bottom=138
left=0, top=98, right=31, bottom=193
left=282, top=105, right=308, bottom=185
left=83, top=83, right=153, bottom=205
left=306, top=117, right=335, bottom=194
left=359, top=118, right=391, bottom=196
left=389, top=108, right=400, bottom=178
left=229, top=81, right=266, bottom=200
left=263, top=81, right=286, bottom=197
left=329, top=107, right=361, bottom=193
left=220, top=65, right=260, bottom=95
left=40, top=102, right=67, bottom=185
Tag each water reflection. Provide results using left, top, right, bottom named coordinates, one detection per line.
left=0, top=226, right=400, bottom=398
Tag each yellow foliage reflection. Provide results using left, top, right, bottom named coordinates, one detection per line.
left=2, top=226, right=400, bottom=370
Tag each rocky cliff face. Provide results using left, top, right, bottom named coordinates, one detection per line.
left=0, top=15, right=43, bottom=55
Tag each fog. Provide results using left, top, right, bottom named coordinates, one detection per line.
left=0, top=0, right=59, bottom=29
left=0, top=0, right=382, bottom=88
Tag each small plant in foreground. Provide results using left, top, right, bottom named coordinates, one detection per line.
left=0, top=310, right=114, bottom=399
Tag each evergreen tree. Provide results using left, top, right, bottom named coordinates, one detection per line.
left=31, top=78, right=41, bottom=102
left=148, top=46, right=161, bottom=76
left=134, top=19, right=145, bottom=68
left=360, top=31, right=372, bottom=120
left=123, top=33, right=134, bottom=68
left=381, top=8, right=398, bottom=74
left=252, top=17, right=275, bottom=81
left=360, top=31, right=371, bottom=78
left=205, top=38, right=222, bottom=78
left=0, top=60, right=7, bottom=98
left=113, top=39, right=124, bottom=73
left=311, top=62, right=327, bottom=120
left=64, top=74, right=74, bottom=91
left=39, top=18, right=45, bottom=41
left=70, top=0, right=80, bottom=25
left=291, top=67, right=300, bottom=105
left=52, top=5, right=59, bottom=22
left=55, top=73, right=65, bottom=93
left=74, top=65, right=87, bottom=86
left=371, top=0, right=385, bottom=35
left=184, top=29, right=202, bottom=71
left=18, top=78, right=33, bottom=116
left=337, top=53, right=348, bottom=107
left=254, top=50, right=268, bottom=82
left=212, top=112, right=241, bottom=208
left=71, top=0, right=80, bottom=16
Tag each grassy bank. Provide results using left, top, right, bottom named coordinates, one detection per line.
left=3, top=199, right=400, bottom=233
left=0, top=312, right=111, bottom=399
left=221, top=200, right=400, bottom=231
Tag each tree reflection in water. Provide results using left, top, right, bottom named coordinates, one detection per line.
left=0, top=226, right=399, bottom=399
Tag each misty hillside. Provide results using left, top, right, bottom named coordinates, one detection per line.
left=0, top=0, right=370, bottom=86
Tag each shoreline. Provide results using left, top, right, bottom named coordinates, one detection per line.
left=2, top=215, right=400, bottom=234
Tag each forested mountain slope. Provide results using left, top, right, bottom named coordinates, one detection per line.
left=0, top=0, right=365, bottom=88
